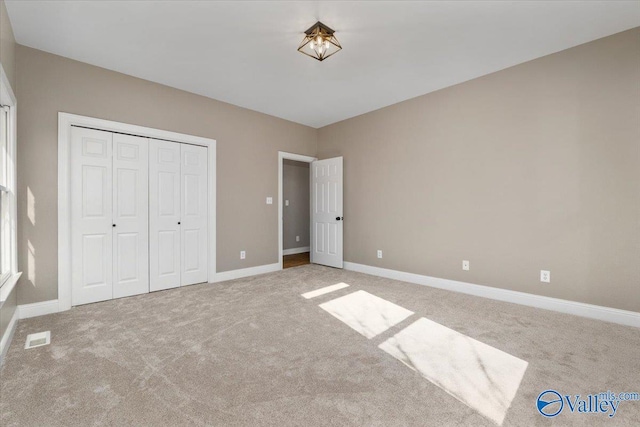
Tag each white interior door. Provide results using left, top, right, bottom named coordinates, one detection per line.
left=180, top=144, right=208, bottom=286
left=311, top=157, right=343, bottom=268
left=112, top=133, right=149, bottom=299
left=71, top=127, right=113, bottom=305
left=149, top=139, right=181, bottom=291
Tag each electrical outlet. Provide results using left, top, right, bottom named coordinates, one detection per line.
left=296, top=236, right=300, bottom=242
left=540, top=270, right=550, bottom=283
left=285, top=200, right=289, bottom=206
left=462, top=260, right=470, bottom=271
left=266, top=197, right=273, bottom=205
left=240, top=250, right=246, bottom=260
left=377, top=250, right=383, bottom=259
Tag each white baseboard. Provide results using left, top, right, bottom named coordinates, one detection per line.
left=344, top=262, right=640, bottom=328
left=215, top=263, right=280, bottom=283
left=16, top=264, right=284, bottom=319
left=19, top=299, right=61, bottom=319
left=283, top=246, right=310, bottom=256
left=0, top=306, right=19, bottom=365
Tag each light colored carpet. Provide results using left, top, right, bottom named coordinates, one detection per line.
left=1, top=264, right=639, bottom=426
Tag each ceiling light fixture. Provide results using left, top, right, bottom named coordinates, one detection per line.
left=297, top=21, right=342, bottom=61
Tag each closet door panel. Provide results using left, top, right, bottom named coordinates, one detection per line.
left=71, top=127, right=113, bottom=306
left=112, top=133, right=149, bottom=299
left=181, top=144, right=208, bottom=286
left=149, top=139, right=181, bottom=291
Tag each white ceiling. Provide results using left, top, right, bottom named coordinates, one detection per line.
left=6, top=1, right=640, bottom=128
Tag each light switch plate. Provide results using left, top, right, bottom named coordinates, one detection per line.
left=462, top=260, right=470, bottom=271
left=240, top=250, right=246, bottom=260
left=285, top=200, right=289, bottom=206
left=266, top=197, right=273, bottom=205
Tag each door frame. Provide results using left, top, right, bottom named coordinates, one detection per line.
left=278, top=151, right=316, bottom=270
left=58, top=112, right=217, bottom=311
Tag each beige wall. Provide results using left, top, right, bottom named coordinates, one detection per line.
left=0, top=0, right=15, bottom=88
left=0, top=283, right=16, bottom=346
left=283, top=160, right=310, bottom=250
left=0, top=0, right=16, bottom=342
left=16, top=45, right=316, bottom=305
left=318, top=28, right=640, bottom=312
left=11, top=23, right=640, bottom=313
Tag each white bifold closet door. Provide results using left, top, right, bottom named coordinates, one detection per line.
left=112, top=133, right=149, bottom=299
left=71, top=127, right=149, bottom=306
left=149, top=139, right=208, bottom=291
left=149, top=140, right=181, bottom=291
left=180, top=143, right=209, bottom=286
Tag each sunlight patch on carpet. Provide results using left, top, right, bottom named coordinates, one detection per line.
left=379, top=317, right=528, bottom=425
left=319, top=290, right=414, bottom=339
left=301, top=282, right=349, bottom=299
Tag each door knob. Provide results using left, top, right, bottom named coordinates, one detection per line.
left=112, top=224, right=116, bottom=227
left=335, top=217, right=343, bottom=221
left=178, top=222, right=181, bottom=225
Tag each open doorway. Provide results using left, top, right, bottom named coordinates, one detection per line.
left=278, top=152, right=316, bottom=270
left=283, top=159, right=310, bottom=268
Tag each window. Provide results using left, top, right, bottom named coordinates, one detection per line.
left=0, top=63, right=17, bottom=298
left=0, top=191, right=10, bottom=284
left=0, top=105, right=11, bottom=286
left=0, top=105, right=7, bottom=186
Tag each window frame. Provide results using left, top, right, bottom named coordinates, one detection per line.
left=0, top=63, right=19, bottom=304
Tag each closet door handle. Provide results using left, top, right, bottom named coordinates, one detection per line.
left=178, top=222, right=181, bottom=225
left=112, top=224, right=116, bottom=227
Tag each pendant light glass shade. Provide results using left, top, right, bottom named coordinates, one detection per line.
left=297, top=21, right=342, bottom=61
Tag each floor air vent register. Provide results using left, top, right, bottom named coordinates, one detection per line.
left=24, top=331, right=51, bottom=349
